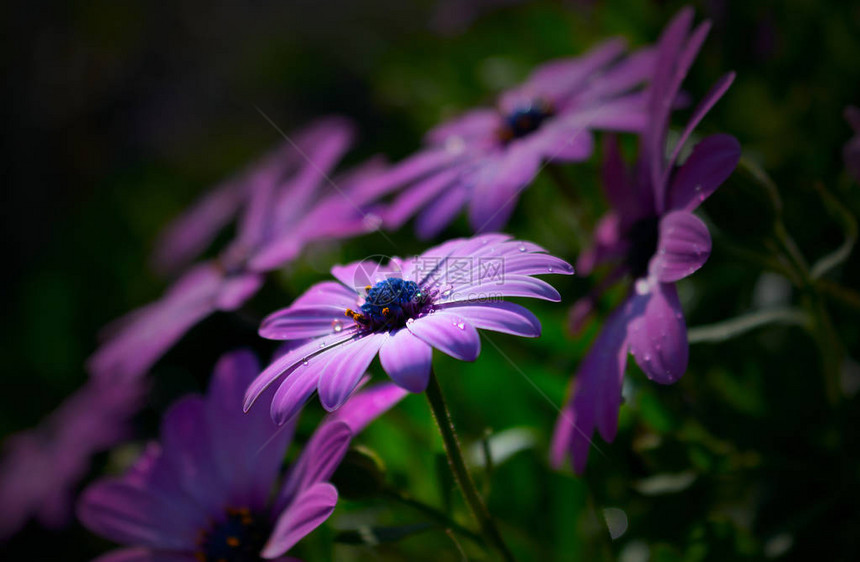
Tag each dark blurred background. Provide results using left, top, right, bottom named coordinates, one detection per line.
left=2, top=1, right=860, bottom=560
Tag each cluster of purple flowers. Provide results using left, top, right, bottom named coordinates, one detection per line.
left=2, top=5, right=797, bottom=559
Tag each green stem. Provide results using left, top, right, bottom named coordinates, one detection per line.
left=425, top=369, right=517, bottom=562
left=383, top=487, right=485, bottom=546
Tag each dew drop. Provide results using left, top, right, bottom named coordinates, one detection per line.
left=331, top=319, right=343, bottom=333
left=457, top=321, right=466, bottom=330
left=302, top=358, right=309, bottom=366
left=441, top=284, right=454, bottom=297
left=635, top=278, right=651, bottom=295
left=406, top=318, right=415, bottom=326
left=319, top=342, right=326, bottom=348
left=518, top=244, right=527, bottom=252
left=547, top=265, right=554, bottom=273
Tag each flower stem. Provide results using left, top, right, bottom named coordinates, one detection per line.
left=383, top=487, right=485, bottom=546
left=425, top=369, right=517, bottom=562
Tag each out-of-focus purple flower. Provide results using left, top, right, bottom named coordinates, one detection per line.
left=78, top=350, right=407, bottom=562
left=151, top=117, right=355, bottom=277
left=246, top=233, right=572, bottom=425
left=88, top=127, right=388, bottom=383
left=550, top=7, right=741, bottom=474
left=366, top=38, right=655, bottom=239
left=844, top=106, right=860, bottom=183
left=0, top=378, right=146, bottom=540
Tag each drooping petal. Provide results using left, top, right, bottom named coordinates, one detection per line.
left=262, top=482, right=338, bottom=559
left=379, top=328, right=433, bottom=392
left=437, top=301, right=541, bottom=338
left=649, top=211, right=712, bottom=283
left=407, top=312, right=481, bottom=361
left=550, top=294, right=644, bottom=473
left=276, top=422, right=352, bottom=511
left=666, top=134, right=741, bottom=212
left=318, top=334, right=386, bottom=411
left=628, top=282, right=688, bottom=384
left=329, top=382, right=410, bottom=434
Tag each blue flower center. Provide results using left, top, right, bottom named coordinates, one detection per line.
left=345, top=278, right=429, bottom=331
left=499, top=101, right=555, bottom=141
left=626, top=216, right=660, bottom=279
left=197, top=507, right=269, bottom=562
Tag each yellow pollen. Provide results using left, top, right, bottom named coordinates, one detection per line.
left=226, top=536, right=240, bottom=547
left=382, top=307, right=390, bottom=316
left=365, top=285, right=372, bottom=292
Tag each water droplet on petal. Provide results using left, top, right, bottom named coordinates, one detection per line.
left=547, top=265, right=554, bottom=273
left=457, top=321, right=465, bottom=330
left=406, top=318, right=415, bottom=326
left=518, top=244, right=527, bottom=252
left=635, top=278, right=651, bottom=295
left=331, top=319, right=343, bottom=333
left=319, top=342, right=326, bottom=348
left=302, top=358, right=309, bottom=366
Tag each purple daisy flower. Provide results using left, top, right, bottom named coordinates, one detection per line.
left=550, top=7, right=741, bottom=474
left=0, top=378, right=145, bottom=540
left=844, top=106, right=860, bottom=183
left=78, top=350, right=407, bottom=561
left=88, top=138, right=387, bottom=383
left=245, top=233, right=573, bottom=425
left=151, top=116, right=355, bottom=277
left=365, top=38, right=655, bottom=239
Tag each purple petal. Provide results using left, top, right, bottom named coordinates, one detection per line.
left=290, top=281, right=362, bottom=309
left=261, top=305, right=353, bottom=340
left=441, top=274, right=561, bottom=304
left=510, top=38, right=627, bottom=106
left=415, top=184, right=469, bottom=240
left=331, top=259, right=405, bottom=293
left=329, top=382, right=410, bottom=434
left=385, top=168, right=461, bottom=230
left=645, top=7, right=697, bottom=192
left=601, top=135, right=652, bottom=224
left=318, top=334, right=385, bottom=411
left=379, top=329, right=433, bottom=392
left=437, top=301, right=541, bottom=338
left=497, top=253, right=574, bottom=276
left=407, top=312, right=480, bottom=361
left=666, top=134, right=741, bottom=212
left=361, top=148, right=458, bottom=200
left=77, top=479, right=202, bottom=551
left=263, top=482, right=338, bottom=558
left=215, top=273, right=263, bottom=310
left=649, top=211, right=712, bottom=283
left=628, top=282, right=688, bottom=384
left=160, top=398, right=226, bottom=514
left=205, top=351, right=292, bottom=511
left=550, top=296, right=641, bottom=473
left=93, top=548, right=194, bottom=562
left=151, top=181, right=244, bottom=276
left=244, top=335, right=356, bottom=415
left=664, top=72, right=736, bottom=176
left=276, top=421, right=352, bottom=511
left=576, top=213, right=627, bottom=276
left=468, top=148, right=541, bottom=233
left=425, top=108, right=500, bottom=145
